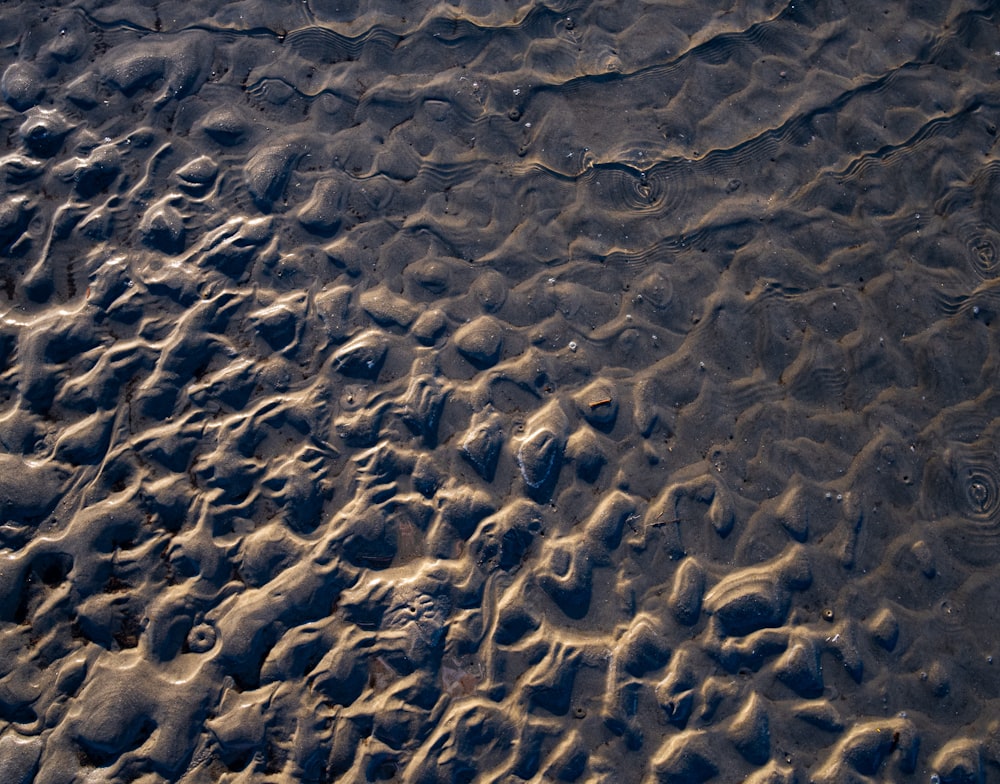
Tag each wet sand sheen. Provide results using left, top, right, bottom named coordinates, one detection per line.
left=1, top=1, right=1000, bottom=782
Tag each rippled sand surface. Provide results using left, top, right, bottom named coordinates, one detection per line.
left=2, top=1, right=1000, bottom=782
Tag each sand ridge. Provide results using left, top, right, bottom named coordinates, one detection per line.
left=1, top=0, right=1000, bottom=782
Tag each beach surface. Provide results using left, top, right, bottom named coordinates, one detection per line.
left=2, top=1, right=1000, bottom=782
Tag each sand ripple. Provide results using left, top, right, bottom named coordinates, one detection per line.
left=0, top=1, right=999, bottom=782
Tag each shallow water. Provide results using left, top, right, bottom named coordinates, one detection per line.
left=1, top=1, right=1000, bottom=782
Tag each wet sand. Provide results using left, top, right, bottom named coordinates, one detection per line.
left=1, top=1, right=1000, bottom=782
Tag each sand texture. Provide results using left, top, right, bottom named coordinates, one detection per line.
left=2, top=0, right=1000, bottom=782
